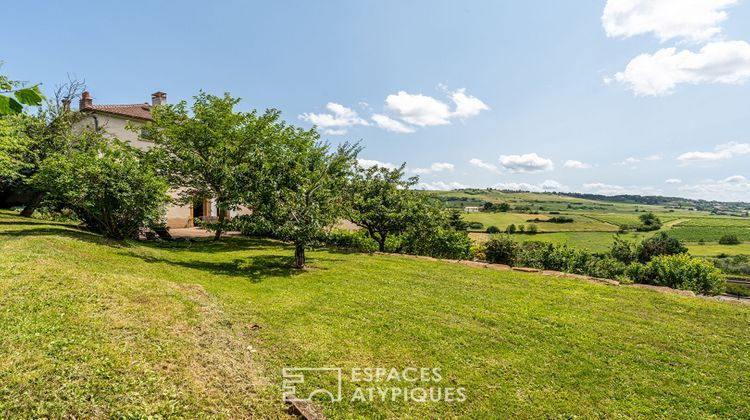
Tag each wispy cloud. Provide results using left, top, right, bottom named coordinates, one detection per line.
left=677, top=142, right=750, bottom=164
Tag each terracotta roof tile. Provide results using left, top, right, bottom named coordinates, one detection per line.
left=83, top=103, right=153, bottom=121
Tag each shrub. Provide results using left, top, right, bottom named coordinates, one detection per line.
left=585, top=257, right=627, bottom=279
left=526, top=224, right=539, bottom=234
left=610, top=236, right=637, bottom=264
left=324, top=229, right=379, bottom=252
left=632, top=254, right=725, bottom=295
left=400, top=226, right=473, bottom=260
left=34, top=139, right=169, bottom=239
left=505, top=224, right=517, bottom=234
left=719, top=234, right=741, bottom=245
left=484, top=236, right=517, bottom=265
left=515, top=241, right=550, bottom=269
left=544, top=244, right=590, bottom=274
left=468, top=221, right=484, bottom=230
left=517, top=224, right=526, bottom=234
left=636, top=212, right=662, bottom=231
left=546, top=216, right=574, bottom=223
left=485, top=225, right=501, bottom=234
left=470, top=244, right=486, bottom=261
left=637, top=232, right=687, bottom=263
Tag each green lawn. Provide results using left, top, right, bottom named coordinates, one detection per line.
left=2, top=211, right=750, bottom=417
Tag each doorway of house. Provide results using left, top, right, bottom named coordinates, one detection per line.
left=192, top=199, right=205, bottom=222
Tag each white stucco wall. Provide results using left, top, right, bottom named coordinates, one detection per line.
left=76, top=114, right=153, bottom=151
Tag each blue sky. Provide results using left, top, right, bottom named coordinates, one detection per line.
left=4, top=0, right=750, bottom=201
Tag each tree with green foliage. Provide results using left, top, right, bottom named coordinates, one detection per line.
left=482, top=201, right=510, bottom=212
left=506, top=223, right=517, bottom=234
left=637, top=232, right=687, bottom=263
left=34, top=135, right=169, bottom=239
left=395, top=194, right=473, bottom=259
left=141, top=92, right=281, bottom=240
left=448, top=209, right=469, bottom=231
left=637, top=212, right=662, bottom=231
left=0, top=70, right=44, bottom=115
left=0, top=78, right=87, bottom=216
left=248, top=137, right=360, bottom=268
left=0, top=115, right=29, bottom=188
left=719, top=234, right=741, bottom=245
left=346, top=163, right=417, bottom=252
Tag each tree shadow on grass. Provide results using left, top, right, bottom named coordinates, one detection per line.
left=127, top=252, right=305, bottom=282
left=135, top=236, right=292, bottom=254
left=0, top=220, right=71, bottom=226
left=0, top=226, right=128, bottom=248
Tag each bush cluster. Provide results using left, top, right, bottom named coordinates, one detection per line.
left=719, top=234, right=741, bottom=245
left=627, top=254, right=724, bottom=296
left=505, top=223, right=538, bottom=234
left=478, top=233, right=724, bottom=295
left=321, top=227, right=473, bottom=260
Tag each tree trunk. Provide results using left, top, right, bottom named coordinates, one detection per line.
left=295, top=243, right=305, bottom=269
left=213, top=209, right=226, bottom=241
left=378, top=235, right=386, bottom=252
left=20, top=192, right=45, bottom=217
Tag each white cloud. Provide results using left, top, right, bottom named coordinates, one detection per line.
left=619, top=157, right=641, bottom=166
left=411, top=162, right=455, bottom=175
left=416, top=181, right=467, bottom=191
left=450, top=88, right=490, bottom=119
left=618, top=154, right=662, bottom=167
left=371, top=113, right=415, bottom=133
left=499, top=153, right=554, bottom=173
left=303, top=87, right=488, bottom=135
left=382, top=88, right=488, bottom=128
left=469, top=158, right=501, bottom=174
left=665, top=178, right=683, bottom=184
left=679, top=175, right=750, bottom=201
left=602, top=0, right=737, bottom=43
left=385, top=91, right=452, bottom=127
left=357, top=158, right=397, bottom=170
left=614, top=41, right=750, bottom=96
left=677, top=142, right=750, bottom=164
left=299, top=102, right=369, bottom=135
left=563, top=160, right=591, bottom=169
left=582, top=182, right=662, bottom=195
left=493, top=180, right=569, bottom=193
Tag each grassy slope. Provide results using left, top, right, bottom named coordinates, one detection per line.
left=2, top=212, right=750, bottom=417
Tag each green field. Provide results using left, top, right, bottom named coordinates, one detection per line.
left=2, top=212, right=750, bottom=417
left=668, top=218, right=750, bottom=242
left=464, top=212, right=618, bottom=233
left=438, top=190, right=750, bottom=256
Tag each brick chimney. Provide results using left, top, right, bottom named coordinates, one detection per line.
left=151, top=91, right=167, bottom=106
left=79, top=91, right=92, bottom=109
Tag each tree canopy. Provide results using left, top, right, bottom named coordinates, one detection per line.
left=141, top=92, right=285, bottom=240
